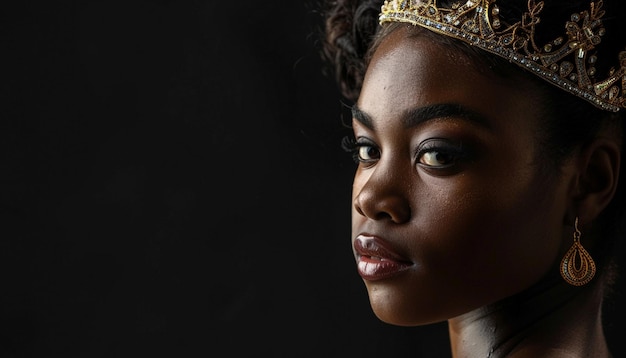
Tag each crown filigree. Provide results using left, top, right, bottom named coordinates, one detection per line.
left=380, top=0, right=626, bottom=112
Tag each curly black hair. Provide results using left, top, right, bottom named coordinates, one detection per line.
left=321, top=0, right=382, bottom=102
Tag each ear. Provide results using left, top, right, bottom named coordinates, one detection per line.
left=569, top=136, right=621, bottom=225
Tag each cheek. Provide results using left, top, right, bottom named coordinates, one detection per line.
left=416, top=173, right=564, bottom=296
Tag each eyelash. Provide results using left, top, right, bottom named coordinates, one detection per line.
left=415, top=139, right=469, bottom=169
left=341, top=135, right=357, bottom=152
left=341, top=136, right=375, bottom=163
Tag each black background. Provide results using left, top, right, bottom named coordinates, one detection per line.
left=1, top=1, right=623, bottom=357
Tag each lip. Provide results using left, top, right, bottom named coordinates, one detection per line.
left=353, top=235, right=412, bottom=281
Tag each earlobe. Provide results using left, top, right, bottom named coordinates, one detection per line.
left=570, top=138, right=621, bottom=224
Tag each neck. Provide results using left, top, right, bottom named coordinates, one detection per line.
left=447, top=277, right=611, bottom=358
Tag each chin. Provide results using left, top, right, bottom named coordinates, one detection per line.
left=367, top=289, right=449, bottom=326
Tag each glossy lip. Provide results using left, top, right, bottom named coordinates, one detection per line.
left=353, top=234, right=413, bottom=281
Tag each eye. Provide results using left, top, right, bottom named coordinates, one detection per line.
left=420, top=150, right=455, bottom=167
left=341, top=136, right=380, bottom=164
left=416, top=139, right=468, bottom=170
left=357, top=145, right=381, bottom=162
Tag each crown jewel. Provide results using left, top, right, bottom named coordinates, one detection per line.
left=380, top=0, right=626, bottom=112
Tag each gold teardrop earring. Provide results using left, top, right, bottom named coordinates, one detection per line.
left=560, top=217, right=596, bottom=286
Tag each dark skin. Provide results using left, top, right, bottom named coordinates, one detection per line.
left=350, top=26, right=620, bottom=357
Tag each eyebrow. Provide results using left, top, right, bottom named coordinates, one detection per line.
left=352, top=103, right=491, bottom=130
left=351, top=105, right=374, bottom=128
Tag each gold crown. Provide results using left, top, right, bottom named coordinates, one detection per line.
left=380, top=0, right=626, bottom=112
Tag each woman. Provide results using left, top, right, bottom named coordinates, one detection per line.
left=323, top=0, right=625, bottom=356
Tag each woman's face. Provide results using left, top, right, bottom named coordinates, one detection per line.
left=351, top=27, right=573, bottom=326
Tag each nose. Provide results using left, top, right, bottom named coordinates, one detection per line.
left=353, top=167, right=411, bottom=224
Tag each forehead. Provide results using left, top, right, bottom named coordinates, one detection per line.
left=358, top=26, right=542, bottom=131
